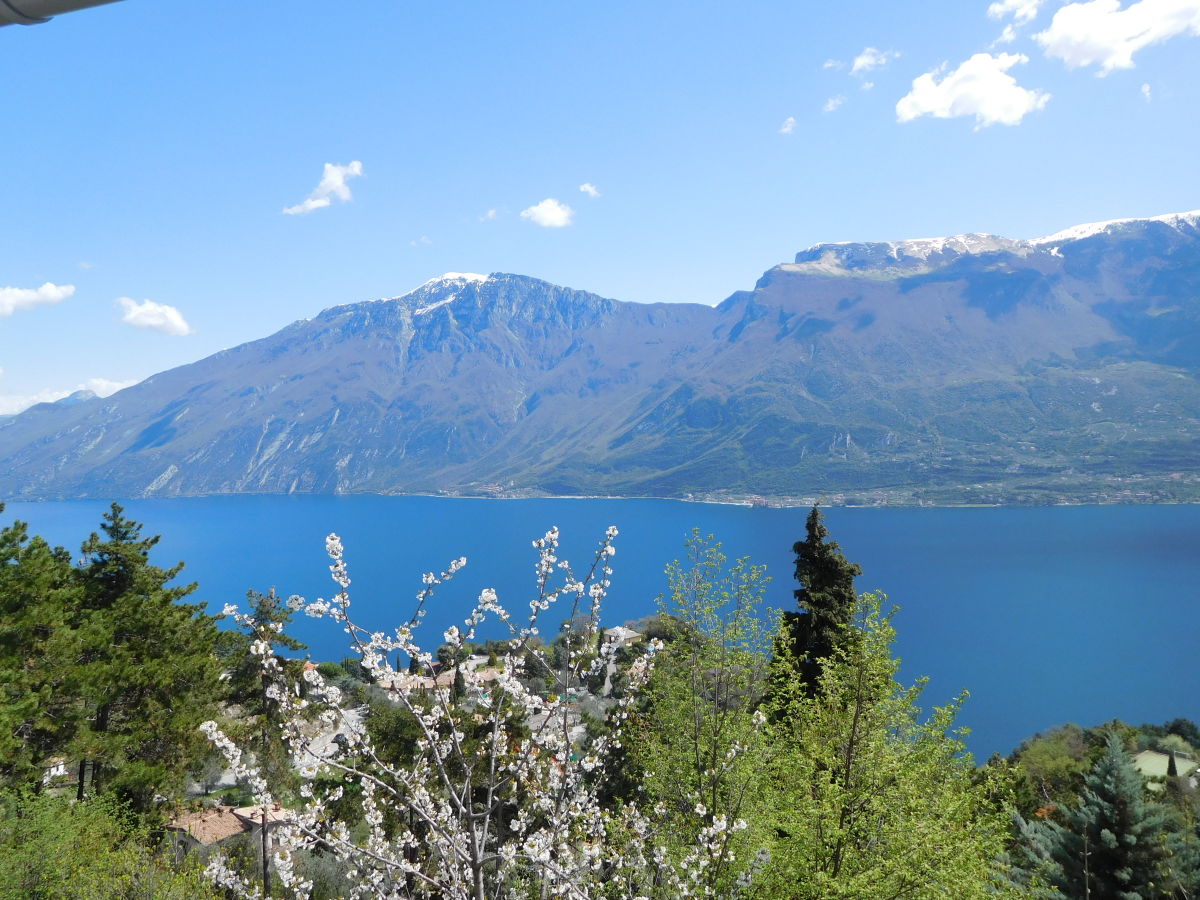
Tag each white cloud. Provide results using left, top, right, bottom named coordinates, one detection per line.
left=988, top=0, right=1045, bottom=24
left=1035, top=0, right=1200, bottom=73
left=851, top=47, right=900, bottom=75
left=0, top=376, right=138, bottom=416
left=779, top=115, right=797, bottom=133
left=480, top=208, right=498, bottom=221
left=993, top=24, right=1019, bottom=44
left=282, top=160, right=364, bottom=215
left=117, top=297, right=193, bottom=336
left=520, top=198, right=574, bottom=228
left=896, top=52, right=1050, bottom=127
left=1142, top=81, right=1153, bottom=99
left=823, top=95, right=846, bottom=113
left=860, top=80, right=875, bottom=91
left=579, top=182, right=601, bottom=198
left=410, top=235, right=432, bottom=247
left=823, top=59, right=844, bottom=70
left=0, top=282, right=74, bottom=317
left=79, top=261, right=94, bottom=270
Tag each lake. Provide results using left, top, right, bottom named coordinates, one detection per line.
left=5, top=495, right=1199, bottom=758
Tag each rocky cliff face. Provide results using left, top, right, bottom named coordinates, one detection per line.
left=3, top=212, right=1199, bottom=504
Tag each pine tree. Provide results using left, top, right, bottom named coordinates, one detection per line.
left=0, top=513, right=81, bottom=787
left=777, top=506, right=863, bottom=697
left=71, top=503, right=222, bottom=812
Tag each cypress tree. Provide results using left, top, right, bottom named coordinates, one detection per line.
left=777, top=506, right=863, bottom=697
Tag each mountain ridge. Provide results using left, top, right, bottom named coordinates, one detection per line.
left=4, top=210, right=1200, bottom=505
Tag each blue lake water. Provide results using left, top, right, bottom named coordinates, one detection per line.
left=5, top=496, right=1199, bottom=759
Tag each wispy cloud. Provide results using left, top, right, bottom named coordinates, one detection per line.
left=851, top=47, right=900, bottom=76
left=896, top=52, right=1050, bottom=127
left=1142, top=81, right=1153, bottom=101
left=410, top=235, right=432, bottom=247
left=479, top=208, right=498, bottom=222
left=823, top=95, right=846, bottom=113
left=117, top=297, right=193, bottom=336
left=988, top=0, right=1045, bottom=25
left=822, top=59, right=844, bottom=70
left=992, top=24, right=1019, bottom=45
left=282, top=161, right=365, bottom=215
left=0, top=282, right=74, bottom=317
left=1035, top=0, right=1200, bottom=74
left=779, top=115, right=798, bottom=134
left=0, top=376, right=138, bottom=416
left=579, top=182, right=601, bottom=198
left=520, top=198, right=574, bottom=228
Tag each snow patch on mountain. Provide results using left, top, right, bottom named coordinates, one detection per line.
left=786, top=209, right=1200, bottom=277
left=1031, top=210, right=1200, bottom=245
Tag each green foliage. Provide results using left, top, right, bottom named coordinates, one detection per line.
left=0, top=504, right=223, bottom=814
left=0, top=514, right=80, bottom=787
left=629, top=531, right=775, bottom=894
left=71, top=504, right=223, bottom=812
left=0, top=791, right=218, bottom=899
left=630, top=527, right=1012, bottom=898
left=1011, top=724, right=1096, bottom=817
left=761, top=592, right=1013, bottom=899
left=1015, top=732, right=1200, bottom=898
left=777, top=506, right=863, bottom=697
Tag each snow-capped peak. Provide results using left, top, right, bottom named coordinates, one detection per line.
left=785, top=209, right=1200, bottom=279
left=424, top=272, right=489, bottom=286
left=1031, top=210, right=1200, bottom=245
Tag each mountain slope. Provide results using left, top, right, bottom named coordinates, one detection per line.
left=3, top=212, right=1200, bottom=504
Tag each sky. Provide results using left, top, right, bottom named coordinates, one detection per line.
left=1, top=0, right=1198, bottom=414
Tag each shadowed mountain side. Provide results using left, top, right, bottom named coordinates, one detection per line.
left=3, top=212, right=1200, bottom=504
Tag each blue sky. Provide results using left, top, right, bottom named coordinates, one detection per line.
left=1, top=0, right=1198, bottom=413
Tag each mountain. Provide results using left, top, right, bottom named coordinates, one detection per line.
left=3, top=211, right=1200, bottom=505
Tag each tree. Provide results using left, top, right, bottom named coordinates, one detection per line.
left=1017, top=732, right=1198, bottom=899
left=201, top=526, right=755, bottom=899
left=0, top=512, right=81, bottom=788
left=0, top=790, right=219, bottom=899
left=777, top=506, right=863, bottom=697
left=218, top=588, right=309, bottom=806
left=629, top=531, right=775, bottom=896
left=71, top=503, right=223, bottom=811
left=762, top=593, right=1014, bottom=899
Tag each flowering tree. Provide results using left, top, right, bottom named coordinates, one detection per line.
left=203, top=526, right=751, bottom=899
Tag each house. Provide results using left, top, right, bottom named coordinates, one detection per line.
left=603, top=626, right=642, bottom=647
left=167, top=805, right=251, bottom=853
left=1133, top=749, right=1199, bottom=789
left=233, top=801, right=295, bottom=831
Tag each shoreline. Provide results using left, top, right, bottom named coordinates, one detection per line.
left=5, top=487, right=1200, bottom=510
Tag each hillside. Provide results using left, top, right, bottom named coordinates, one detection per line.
left=3, top=212, right=1200, bottom=504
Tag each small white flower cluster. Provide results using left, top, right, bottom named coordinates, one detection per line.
left=205, top=524, right=751, bottom=899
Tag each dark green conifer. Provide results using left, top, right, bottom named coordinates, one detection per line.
left=777, top=506, right=863, bottom=696
left=71, top=503, right=222, bottom=811
left=0, top=511, right=81, bottom=787
left=1019, top=732, right=1196, bottom=898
